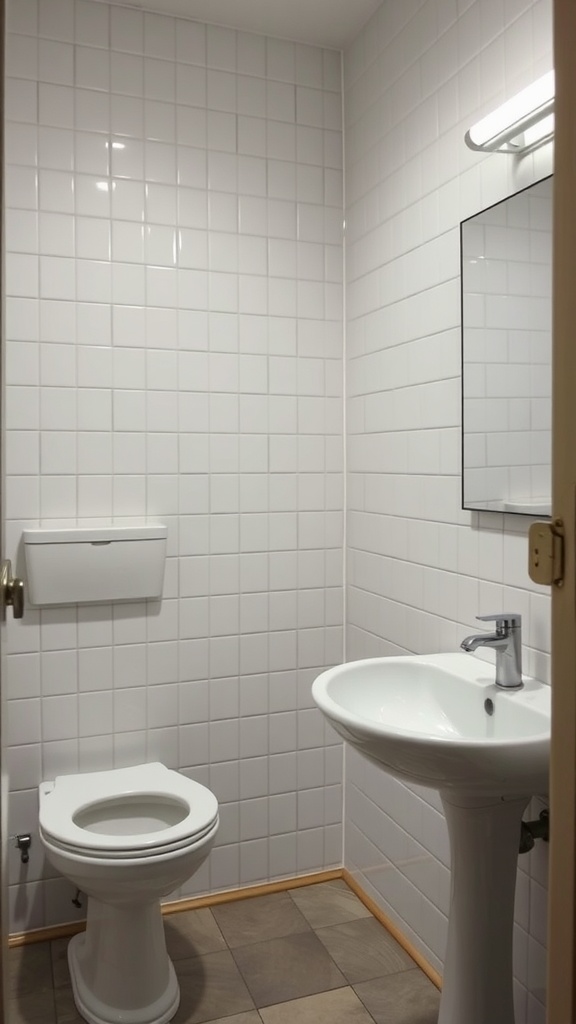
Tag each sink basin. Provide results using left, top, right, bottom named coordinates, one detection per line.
left=312, top=652, right=550, bottom=795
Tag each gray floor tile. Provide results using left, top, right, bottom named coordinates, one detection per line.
left=165, top=907, right=227, bottom=960
left=6, top=880, right=441, bottom=1024
left=212, top=892, right=311, bottom=948
left=315, top=917, right=415, bottom=983
left=289, top=880, right=372, bottom=929
left=232, top=930, right=347, bottom=1007
left=172, top=949, right=255, bottom=1024
left=7, top=991, right=56, bottom=1024
left=354, top=970, right=441, bottom=1024
left=51, top=937, right=73, bottom=989
left=260, top=986, right=377, bottom=1024
left=8, top=942, right=54, bottom=997
left=54, top=986, right=85, bottom=1024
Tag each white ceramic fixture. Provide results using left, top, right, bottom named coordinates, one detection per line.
left=39, top=763, right=219, bottom=1024
left=23, top=524, right=167, bottom=605
left=312, top=653, right=551, bottom=1024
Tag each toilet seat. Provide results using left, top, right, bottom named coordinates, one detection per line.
left=39, top=763, right=218, bottom=860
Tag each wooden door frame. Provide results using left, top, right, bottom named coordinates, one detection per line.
left=547, top=1, right=576, bottom=1020
left=0, top=0, right=6, bottom=1013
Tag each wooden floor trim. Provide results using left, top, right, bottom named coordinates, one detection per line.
left=9, top=919, right=86, bottom=948
left=8, top=869, right=343, bottom=947
left=162, top=868, right=344, bottom=917
left=8, top=865, right=443, bottom=992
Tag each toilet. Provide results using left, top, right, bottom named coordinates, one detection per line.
left=38, top=762, right=219, bottom=1024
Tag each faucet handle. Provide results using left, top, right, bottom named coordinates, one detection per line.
left=476, top=613, right=521, bottom=629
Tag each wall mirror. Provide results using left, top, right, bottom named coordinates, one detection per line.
left=461, top=175, right=552, bottom=516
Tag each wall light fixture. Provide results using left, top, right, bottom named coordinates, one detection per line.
left=465, top=71, right=554, bottom=154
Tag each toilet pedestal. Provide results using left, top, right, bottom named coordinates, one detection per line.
left=38, top=764, right=219, bottom=1023
left=68, top=898, right=179, bottom=1024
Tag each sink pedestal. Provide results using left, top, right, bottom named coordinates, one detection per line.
left=439, top=791, right=529, bottom=1024
left=312, top=654, right=550, bottom=1024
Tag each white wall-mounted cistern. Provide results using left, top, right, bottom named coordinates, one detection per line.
left=22, top=523, right=168, bottom=605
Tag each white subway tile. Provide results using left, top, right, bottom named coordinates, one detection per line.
left=77, top=259, right=112, bottom=304
left=77, top=432, right=113, bottom=474
left=76, top=47, right=110, bottom=92
left=112, top=390, right=146, bottom=431
left=75, top=88, right=110, bottom=134
left=75, top=174, right=111, bottom=217
left=112, top=138, right=144, bottom=180
left=110, top=51, right=143, bottom=96
left=111, top=6, right=144, bottom=55
left=144, top=12, right=175, bottom=61
left=110, top=94, right=144, bottom=138
left=5, top=124, right=38, bottom=168
left=7, top=0, right=38, bottom=36
left=40, top=474, right=77, bottom=517
left=79, top=691, right=113, bottom=737
left=7, top=34, right=38, bottom=82
left=143, top=224, right=174, bottom=266
left=39, top=169, right=74, bottom=213
left=36, top=0, right=72, bottom=41
left=37, top=212, right=72, bottom=257
left=145, top=99, right=176, bottom=144
left=111, top=185, right=145, bottom=231
left=76, top=0, right=109, bottom=48
left=203, top=112, right=233, bottom=157
left=6, top=78, right=38, bottom=124
left=144, top=57, right=176, bottom=103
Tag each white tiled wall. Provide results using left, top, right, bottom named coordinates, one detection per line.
left=462, top=178, right=552, bottom=510
left=2, top=0, right=553, bottom=1017
left=343, top=0, right=552, bottom=1021
left=4, top=0, right=344, bottom=931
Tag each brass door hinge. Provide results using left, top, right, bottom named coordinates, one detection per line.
left=528, top=519, right=564, bottom=587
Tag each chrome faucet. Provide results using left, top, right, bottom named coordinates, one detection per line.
left=460, top=614, right=523, bottom=689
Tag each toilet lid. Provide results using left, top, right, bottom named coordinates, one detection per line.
left=38, top=763, right=218, bottom=857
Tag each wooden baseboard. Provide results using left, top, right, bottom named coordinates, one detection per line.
left=162, top=868, right=344, bottom=916
left=9, top=919, right=86, bottom=948
left=8, top=865, right=442, bottom=993
left=8, top=869, right=343, bottom=948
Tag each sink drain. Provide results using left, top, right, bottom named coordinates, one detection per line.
left=484, top=697, right=494, bottom=716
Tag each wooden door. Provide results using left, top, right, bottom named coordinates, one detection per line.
left=547, top=1, right=576, bottom=1020
left=0, top=1, right=7, bottom=1014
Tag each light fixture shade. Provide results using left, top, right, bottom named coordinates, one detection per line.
left=465, top=71, right=555, bottom=154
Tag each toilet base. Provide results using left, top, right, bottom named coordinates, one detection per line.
left=68, top=897, right=180, bottom=1024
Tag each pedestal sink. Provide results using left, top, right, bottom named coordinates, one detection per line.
left=312, top=653, right=550, bottom=1024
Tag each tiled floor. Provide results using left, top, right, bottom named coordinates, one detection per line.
left=8, top=880, right=441, bottom=1023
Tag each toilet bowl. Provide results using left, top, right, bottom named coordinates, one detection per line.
left=39, top=762, right=219, bottom=1024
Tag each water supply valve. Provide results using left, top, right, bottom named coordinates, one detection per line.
left=519, top=809, right=549, bottom=854
left=14, top=834, right=32, bottom=863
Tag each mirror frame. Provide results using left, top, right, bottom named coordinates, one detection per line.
left=460, top=174, right=553, bottom=516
